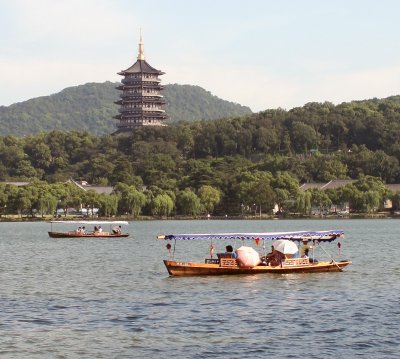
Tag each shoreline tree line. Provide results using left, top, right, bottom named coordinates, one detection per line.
left=1, top=95, right=400, bottom=217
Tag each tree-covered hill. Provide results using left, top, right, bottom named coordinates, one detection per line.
left=2, top=94, right=400, bottom=216
left=164, top=84, right=251, bottom=122
left=0, top=82, right=252, bottom=136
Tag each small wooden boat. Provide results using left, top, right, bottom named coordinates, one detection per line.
left=158, top=230, right=351, bottom=276
left=48, top=231, right=129, bottom=238
left=48, top=220, right=130, bottom=238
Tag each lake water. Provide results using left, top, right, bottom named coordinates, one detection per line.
left=0, top=219, right=399, bottom=358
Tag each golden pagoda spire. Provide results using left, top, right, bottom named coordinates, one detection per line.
left=137, top=29, right=145, bottom=60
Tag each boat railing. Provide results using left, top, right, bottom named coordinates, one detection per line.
left=205, top=258, right=219, bottom=264
left=219, top=258, right=238, bottom=267
left=283, top=258, right=310, bottom=266
left=204, top=258, right=239, bottom=267
left=204, top=257, right=310, bottom=267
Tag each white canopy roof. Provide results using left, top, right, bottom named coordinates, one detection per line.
left=49, top=221, right=129, bottom=225
left=157, top=230, right=344, bottom=242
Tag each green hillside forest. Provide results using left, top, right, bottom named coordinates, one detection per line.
left=1, top=95, right=400, bottom=217
left=0, top=82, right=252, bottom=136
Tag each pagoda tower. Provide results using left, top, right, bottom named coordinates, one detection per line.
left=114, top=33, right=168, bottom=131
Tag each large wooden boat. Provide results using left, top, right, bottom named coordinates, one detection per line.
left=158, top=230, right=351, bottom=276
left=48, top=221, right=130, bottom=238
left=163, top=258, right=351, bottom=276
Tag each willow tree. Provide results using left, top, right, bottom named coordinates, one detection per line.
left=37, top=192, right=58, bottom=217
left=151, top=194, right=174, bottom=217
left=198, top=185, right=221, bottom=214
left=364, top=190, right=380, bottom=214
left=124, top=187, right=147, bottom=217
left=98, top=194, right=119, bottom=217
left=177, top=188, right=201, bottom=216
left=296, top=191, right=312, bottom=215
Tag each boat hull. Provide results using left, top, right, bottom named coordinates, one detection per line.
left=48, top=231, right=129, bottom=238
left=163, top=259, right=352, bottom=276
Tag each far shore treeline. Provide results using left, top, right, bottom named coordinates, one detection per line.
left=2, top=95, right=400, bottom=218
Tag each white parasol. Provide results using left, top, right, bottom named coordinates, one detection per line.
left=273, top=239, right=299, bottom=254
left=236, top=246, right=261, bottom=268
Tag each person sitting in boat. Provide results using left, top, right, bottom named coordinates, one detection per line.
left=76, top=226, right=82, bottom=234
left=217, top=245, right=237, bottom=259
left=300, top=239, right=311, bottom=257
left=98, top=226, right=103, bottom=233
left=261, top=245, right=274, bottom=263
left=303, top=248, right=318, bottom=263
left=81, top=226, right=86, bottom=234
left=225, top=245, right=237, bottom=258
left=263, top=246, right=284, bottom=266
left=112, top=225, right=122, bottom=234
left=94, top=226, right=98, bottom=232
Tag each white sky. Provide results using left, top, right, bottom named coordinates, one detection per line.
left=1, top=0, right=400, bottom=111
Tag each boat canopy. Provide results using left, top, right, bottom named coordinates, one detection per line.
left=49, top=220, right=129, bottom=225
left=157, top=230, right=344, bottom=242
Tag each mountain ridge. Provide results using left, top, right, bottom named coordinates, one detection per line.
left=0, top=82, right=252, bottom=136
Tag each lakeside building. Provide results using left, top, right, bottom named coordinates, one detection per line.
left=299, top=180, right=354, bottom=191
left=114, top=33, right=168, bottom=131
left=299, top=180, right=353, bottom=214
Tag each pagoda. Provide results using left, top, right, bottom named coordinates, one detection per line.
left=114, top=34, right=168, bottom=131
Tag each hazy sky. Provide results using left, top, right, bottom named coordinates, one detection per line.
left=1, top=0, right=400, bottom=111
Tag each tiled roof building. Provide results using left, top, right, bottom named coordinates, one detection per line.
left=300, top=180, right=354, bottom=191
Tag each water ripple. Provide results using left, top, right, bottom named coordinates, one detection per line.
left=0, top=220, right=400, bottom=358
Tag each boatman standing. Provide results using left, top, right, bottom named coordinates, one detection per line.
left=300, top=239, right=311, bottom=257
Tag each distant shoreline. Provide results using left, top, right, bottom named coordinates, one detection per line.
left=0, top=212, right=398, bottom=222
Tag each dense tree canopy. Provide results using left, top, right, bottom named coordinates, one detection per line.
left=1, top=95, right=400, bottom=216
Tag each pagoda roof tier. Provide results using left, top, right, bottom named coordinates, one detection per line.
left=117, top=112, right=168, bottom=119
left=120, top=83, right=162, bottom=89
left=121, top=77, right=161, bottom=82
left=120, top=87, right=164, bottom=92
left=116, top=102, right=166, bottom=107
left=121, top=79, right=162, bottom=86
left=119, top=116, right=166, bottom=121
left=117, top=102, right=166, bottom=107
left=121, top=77, right=161, bottom=81
left=117, top=80, right=163, bottom=86
left=142, top=108, right=166, bottom=112
left=118, top=101, right=165, bottom=106
left=120, top=93, right=163, bottom=98
left=115, top=100, right=165, bottom=106
left=117, top=109, right=166, bottom=115
left=116, top=122, right=167, bottom=129
left=115, top=118, right=168, bottom=124
left=118, top=97, right=166, bottom=103
left=118, top=59, right=164, bottom=75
